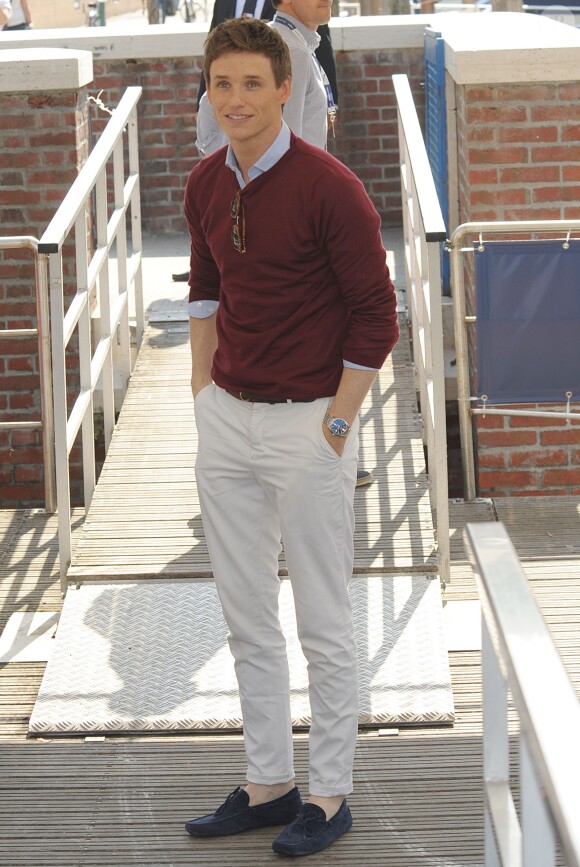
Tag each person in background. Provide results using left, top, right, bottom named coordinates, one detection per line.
left=0, top=0, right=12, bottom=27
left=2, top=0, right=31, bottom=29
left=172, top=0, right=338, bottom=273
left=183, top=18, right=399, bottom=858
left=195, top=0, right=335, bottom=158
left=196, top=0, right=338, bottom=114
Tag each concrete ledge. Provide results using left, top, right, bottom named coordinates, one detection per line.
left=331, top=15, right=436, bottom=51
left=0, top=16, right=434, bottom=60
left=2, top=12, right=579, bottom=83
left=438, top=11, right=580, bottom=84
left=0, top=22, right=209, bottom=60
left=0, top=48, right=93, bottom=92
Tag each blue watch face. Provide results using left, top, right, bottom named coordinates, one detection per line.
left=330, top=418, right=349, bottom=436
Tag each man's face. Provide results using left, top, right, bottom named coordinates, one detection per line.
left=208, top=52, right=291, bottom=151
left=278, top=0, right=332, bottom=30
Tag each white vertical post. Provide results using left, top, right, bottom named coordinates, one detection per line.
left=113, top=138, right=131, bottom=402
left=128, top=104, right=144, bottom=349
left=95, top=168, right=115, bottom=452
left=74, top=211, right=96, bottom=511
left=48, top=251, right=72, bottom=593
left=521, top=734, right=555, bottom=867
left=482, top=614, right=521, bottom=866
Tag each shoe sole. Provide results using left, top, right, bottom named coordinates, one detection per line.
left=185, top=810, right=300, bottom=837
left=355, top=474, right=373, bottom=488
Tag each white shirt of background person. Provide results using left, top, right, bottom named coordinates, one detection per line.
left=0, top=0, right=12, bottom=27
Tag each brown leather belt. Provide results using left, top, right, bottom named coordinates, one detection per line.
left=225, top=389, right=314, bottom=404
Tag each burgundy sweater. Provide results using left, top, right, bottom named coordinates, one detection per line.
left=185, top=134, right=399, bottom=400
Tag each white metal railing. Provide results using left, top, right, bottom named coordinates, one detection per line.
left=0, top=235, right=56, bottom=512
left=448, top=220, right=580, bottom=501
left=465, top=521, right=580, bottom=867
left=38, top=85, right=144, bottom=593
left=393, top=73, right=450, bottom=585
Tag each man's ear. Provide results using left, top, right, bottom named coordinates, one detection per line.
left=280, top=77, right=292, bottom=105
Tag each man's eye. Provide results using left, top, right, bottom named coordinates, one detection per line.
left=216, top=81, right=230, bottom=88
left=246, top=81, right=260, bottom=89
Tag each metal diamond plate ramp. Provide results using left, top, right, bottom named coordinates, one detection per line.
left=29, top=575, right=454, bottom=735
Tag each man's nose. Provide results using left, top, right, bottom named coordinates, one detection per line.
left=227, top=85, right=245, bottom=105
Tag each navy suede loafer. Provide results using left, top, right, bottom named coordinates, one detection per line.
left=272, top=799, right=353, bottom=857
left=185, top=786, right=302, bottom=838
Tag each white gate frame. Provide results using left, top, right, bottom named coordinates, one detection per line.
left=38, top=86, right=144, bottom=593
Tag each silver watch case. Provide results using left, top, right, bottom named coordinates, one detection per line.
left=323, top=412, right=351, bottom=438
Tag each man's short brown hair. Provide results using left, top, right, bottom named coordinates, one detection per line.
left=204, top=17, right=292, bottom=89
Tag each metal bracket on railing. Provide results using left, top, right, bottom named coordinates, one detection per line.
left=563, top=228, right=572, bottom=249
left=565, top=390, right=573, bottom=426
left=477, top=232, right=484, bottom=252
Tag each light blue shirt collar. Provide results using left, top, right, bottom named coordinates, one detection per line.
left=225, top=122, right=291, bottom=189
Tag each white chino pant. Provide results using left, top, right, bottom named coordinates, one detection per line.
left=194, top=384, right=359, bottom=797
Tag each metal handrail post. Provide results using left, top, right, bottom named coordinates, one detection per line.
left=35, top=253, right=57, bottom=513
left=48, top=250, right=72, bottom=593
left=465, top=522, right=580, bottom=867
left=449, top=232, right=477, bottom=500
left=128, top=102, right=145, bottom=349
left=426, top=236, right=450, bottom=581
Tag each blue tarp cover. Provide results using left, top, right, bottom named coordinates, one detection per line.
left=475, top=240, right=580, bottom=404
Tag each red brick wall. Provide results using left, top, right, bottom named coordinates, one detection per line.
left=328, top=48, right=425, bottom=221
left=454, top=81, right=580, bottom=497
left=0, top=88, right=89, bottom=507
left=477, top=411, right=580, bottom=497
left=91, top=57, right=204, bottom=235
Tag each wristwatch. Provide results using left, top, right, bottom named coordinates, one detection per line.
left=323, top=412, right=351, bottom=438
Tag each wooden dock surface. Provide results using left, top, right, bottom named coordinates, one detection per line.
left=0, top=314, right=579, bottom=865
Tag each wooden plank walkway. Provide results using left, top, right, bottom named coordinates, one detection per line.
left=0, top=313, right=579, bottom=864
left=0, top=499, right=579, bottom=865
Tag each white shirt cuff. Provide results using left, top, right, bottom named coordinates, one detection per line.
left=188, top=300, right=219, bottom=319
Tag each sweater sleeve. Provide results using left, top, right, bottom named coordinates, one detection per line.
left=184, top=168, right=221, bottom=304
left=313, top=168, right=399, bottom=370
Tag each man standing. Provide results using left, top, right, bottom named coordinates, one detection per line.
left=184, top=18, right=398, bottom=858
